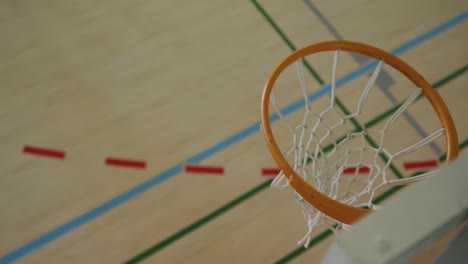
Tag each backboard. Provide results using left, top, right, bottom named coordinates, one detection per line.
left=322, top=153, right=468, bottom=264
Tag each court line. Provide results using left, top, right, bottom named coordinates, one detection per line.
left=124, top=64, right=468, bottom=264
left=105, top=157, right=147, bottom=169
left=185, top=164, right=224, bottom=175
left=404, top=160, right=438, bottom=170
left=1, top=7, right=466, bottom=264
left=275, top=138, right=468, bottom=263
left=262, top=168, right=282, bottom=176
left=23, top=145, right=66, bottom=159
left=304, top=0, right=442, bottom=155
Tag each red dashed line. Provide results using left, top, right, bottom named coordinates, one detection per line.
left=106, top=157, right=146, bottom=169
left=21, top=145, right=439, bottom=175
left=23, top=145, right=65, bottom=159
left=185, top=165, right=224, bottom=175
left=342, top=166, right=370, bottom=174
left=261, top=168, right=281, bottom=176
left=404, top=159, right=438, bottom=170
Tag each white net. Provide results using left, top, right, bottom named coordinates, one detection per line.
left=269, top=50, right=445, bottom=247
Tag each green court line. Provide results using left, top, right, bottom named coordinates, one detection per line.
left=275, top=138, right=468, bottom=263
left=250, top=0, right=324, bottom=85
left=432, top=65, right=468, bottom=89
left=275, top=228, right=334, bottom=264
left=125, top=181, right=273, bottom=263
left=125, top=2, right=467, bottom=261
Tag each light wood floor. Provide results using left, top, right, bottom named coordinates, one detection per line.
left=0, top=1, right=466, bottom=263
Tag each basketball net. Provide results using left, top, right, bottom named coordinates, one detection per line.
left=261, top=41, right=459, bottom=247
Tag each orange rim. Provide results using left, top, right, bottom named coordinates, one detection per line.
left=261, top=40, right=459, bottom=224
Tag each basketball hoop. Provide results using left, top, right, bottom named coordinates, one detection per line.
left=260, top=41, right=459, bottom=247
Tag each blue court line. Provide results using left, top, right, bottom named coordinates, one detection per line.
left=1, top=10, right=466, bottom=264
left=392, top=12, right=467, bottom=56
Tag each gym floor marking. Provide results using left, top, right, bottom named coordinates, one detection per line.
left=185, top=164, right=224, bottom=175
left=261, top=168, right=281, bottom=176
left=105, top=157, right=147, bottom=169
left=404, top=159, right=438, bottom=170
left=23, top=145, right=66, bottom=159
left=342, top=166, right=371, bottom=174
left=2, top=2, right=466, bottom=263
left=19, top=146, right=442, bottom=175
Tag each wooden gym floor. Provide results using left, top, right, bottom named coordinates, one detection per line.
left=0, top=1, right=467, bottom=263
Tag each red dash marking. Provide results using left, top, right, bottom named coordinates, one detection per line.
left=23, top=145, right=65, bottom=159
left=342, top=166, right=370, bottom=174
left=185, top=165, right=224, bottom=175
left=106, top=157, right=146, bottom=169
left=262, top=168, right=281, bottom=176
left=404, top=160, right=438, bottom=170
